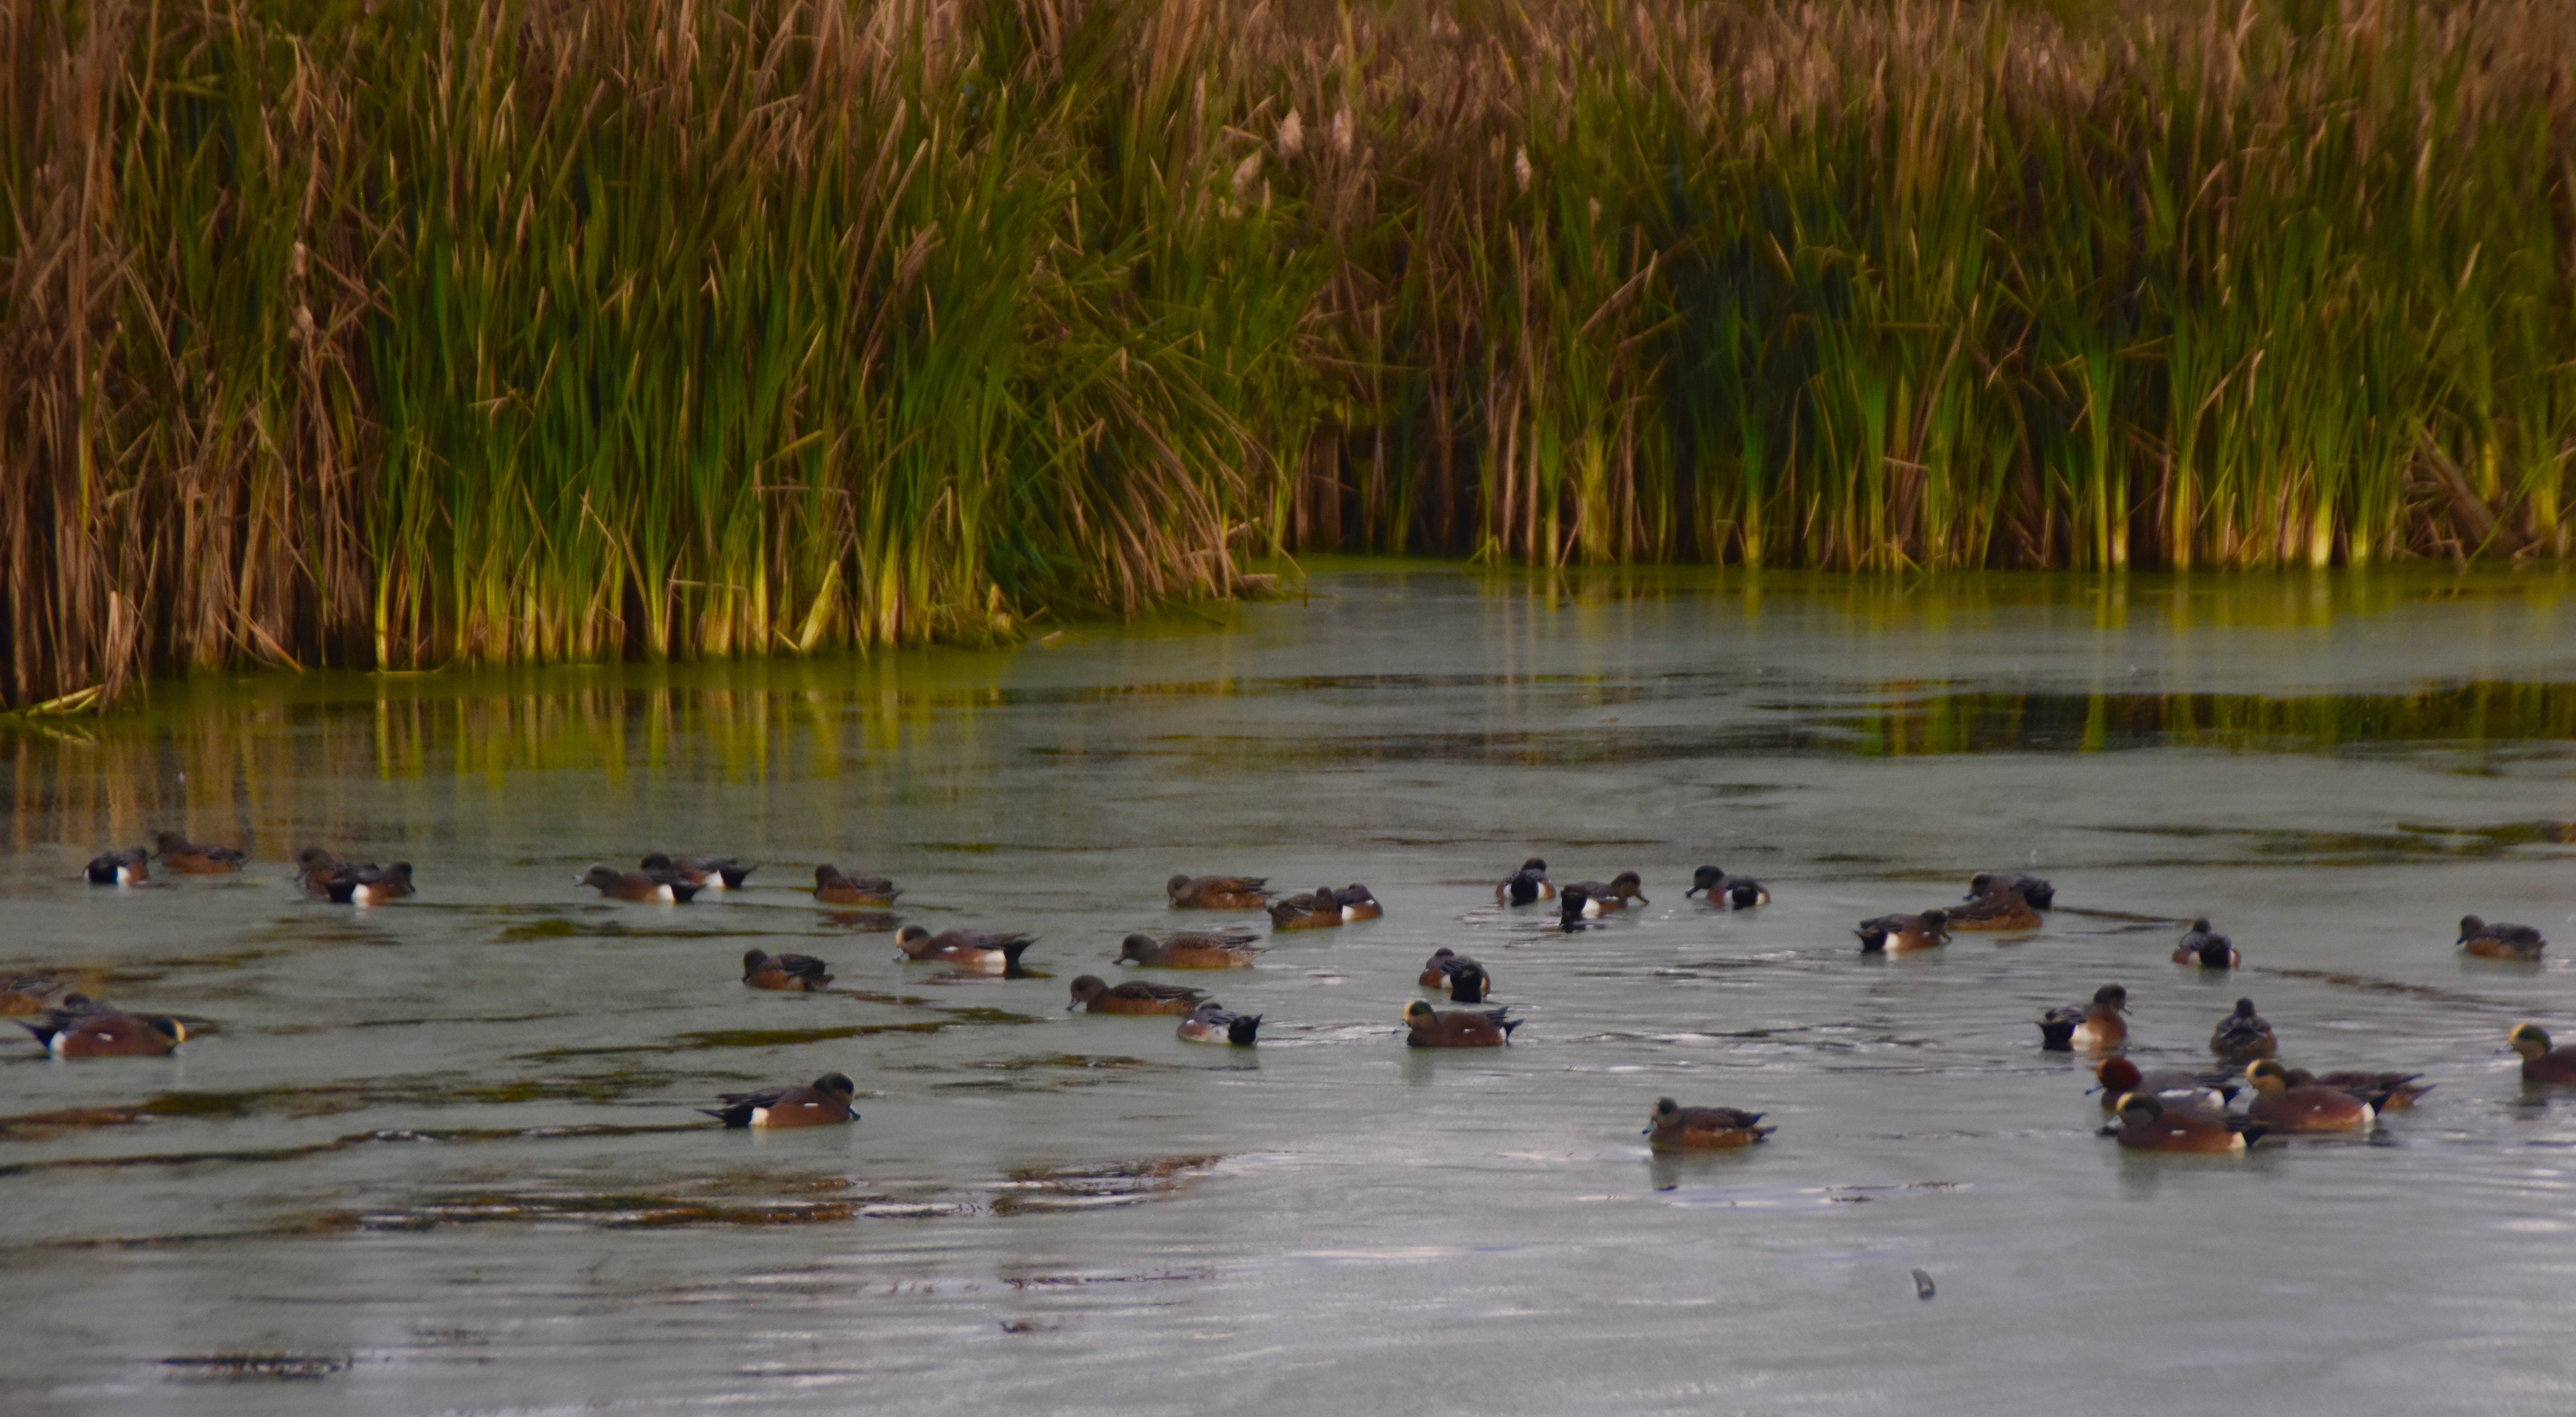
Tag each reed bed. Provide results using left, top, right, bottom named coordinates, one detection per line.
left=4, top=0, right=2573, bottom=708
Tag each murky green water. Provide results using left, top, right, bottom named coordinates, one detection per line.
left=3, top=565, right=2573, bottom=1414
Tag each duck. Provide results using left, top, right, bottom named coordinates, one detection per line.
left=644, top=854, right=756, bottom=890
left=2104, top=1092, right=2267, bottom=1153
left=1176, top=1002, right=1262, bottom=1045
left=153, top=831, right=247, bottom=874
left=1856, top=909, right=1949, bottom=954
left=1403, top=1000, right=1519, bottom=1047
left=741, top=949, right=833, bottom=992
left=813, top=864, right=899, bottom=906
left=1116, top=931, right=1262, bottom=969
left=1967, top=872, right=2054, bottom=910
left=1167, top=874, right=1272, bottom=910
left=2458, top=915, right=2546, bottom=961
left=1945, top=891, right=2041, bottom=932
left=1417, top=949, right=1492, bottom=1003
left=1496, top=857, right=1557, bottom=905
left=2284, top=1067, right=2432, bottom=1111
left=1644, top=1096, right=1773, bottom=1149
left=2091, top=1056, right=2239, bottom=1109
left=1556, top=888, right=1597, bottom=932
left=1337, top=885, right=1384, bottom=921
left=83, top=848, right=148, bottom=885
left=2208, top=997, right=2277, bottom=1062
left=701, top=1073, right=857, bottom=1128
left=895, top=924, right=1034, bottom=971
left=1684, top=865, right=1769, bottom=909
left=2036, top=984, right=2128, bottom=1052
left=1267, top=887, right=1343, bottom=931
left=22, top=997, right=186, bottom=1057
left=1066, top=975, right=1205, bottom=1015
left=2508, top=1023, right=2576, bottom=1084
left=295, top=847, right=375, bottom=899
left=328, top=861, right=416, bottom=905
left=0, top=975, right=64, bottom=1015
left=1561, top=872, right=1649, bottom=915
left=581, top=864, right=696, bottom=903
left=2243, top=1059, right=2377, bottom=1131
left=2172, top=918, right=2240, bottom=968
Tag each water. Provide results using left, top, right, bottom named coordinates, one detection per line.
left=3, top=565, right=2573, bottom=1415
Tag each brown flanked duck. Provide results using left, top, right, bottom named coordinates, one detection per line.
left=83, top=848, right=149, bottom=886
left=1267, top=887, right=1343, bottom=931
left=741, top=949, right=834, bottom=992
left=582, top=864, right=697, bottom=903
left=895, top=924, right=1034, bottom=972
left=153, top=831, right=247, bottom=875
left=22, top=997, right=186, bottom=1058
left=1495, top=857, right=1556, bottom=906
left=813, top=864, right=899, bottom=906
left=2509, top=1023, right=2576, bottom=1085
left=0, top=975, right=64, bottom=1015
left=328, top=861, right=416, bottom=906
left=2091, top=1057, right=2239, bottom=1110
left=1175, top=1002, right=1262, bottom=1046
left=702, top=1073, right=858, bottom=1129
left=1945, top=888, right=2040, bottom=932
left=2036, top=984, right=2128, bottom=1052
left=2208, top=998, right=2277, bottom=1063
left=1167, top=875, right=1272, bottom=910
left=1856, top=909, right=1949, bottom=954
left=1417, top=949, right=1493, bottom=1003
left=1402, top=1000, right=1519, bottom=1047
left=1685, top=865, right=1770, bottom=909
left=1117, top=931, right=1263, bottom=969
left=1966, top=872, right=2054, bottom=910
left=1561, top=872, right=1649, bottom=916
left=644, top=854, right=757, bottom=890
left=1644, top=1096, right=1774, bottom=1149
left=2285, top=1067, right=2431, bottom=1112
left=2458, top=915, right=2546, bottom=961
left=1337, top=885, right=1384, bottom=921
left=1066, top=975, right=1206, bottom=1016
left=2243, top=1059, right=2378, bottom=1132
left=2172, top=918, right=2241, bottom=968
left=295, top=848, right=376, bottom=900
left=2104, top=1092, right=2267, bottom=1153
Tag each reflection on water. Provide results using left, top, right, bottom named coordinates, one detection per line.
left=1, top=565, right=2573, bottom=1415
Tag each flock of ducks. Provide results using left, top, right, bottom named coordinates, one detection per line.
left=23, top=837, right=2563, bottom=1149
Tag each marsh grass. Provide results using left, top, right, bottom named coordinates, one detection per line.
left=4, top=0, right=2572, bottom=706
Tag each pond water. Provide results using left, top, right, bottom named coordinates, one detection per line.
left=3, top=565, right=2573, bottom=1415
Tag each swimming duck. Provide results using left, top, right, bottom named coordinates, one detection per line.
left=1561, top=872, right=1649, bottom=915
left=2091, top=1056, right=2239, bottom=1109
left=1176, top=1002, right=1262, bottom=1045
left=1168, top=875, right=1272, bottom=910
left=2104, top=1092, right=2267, bottom=1153
left=2172, top=918, right=2240, bottom=968
left=1337, top=885, right=1384, bottom=921
left=1417, top=949, right=1492, bottom=1003
left=2284, top=1067, right=2431, bottom=1111
left=1856, top=909, right=1949, bottom=954
left=2244, top=1059, right=2377, bottom=1131
left=895, top=925, right=1034, bottom=971
left=2037, top=984, right=2128, bottom=1052
left=1267, top=887, right=1343, bottom=931
left=0, top=975, right=64, bottom=1015
left=1945, top=891, right=2041, bottom=932
left=1495, top=857, right=1556, bottom=905
left=1403, top=1000, right=1519, bottom=1047
left=1684, top=865, right=1770, bottom=909
left=153, top=831, right=246, bottom=874
left=328, top=861, right=416, bottom=905
left=1117, top=931, right=1263, bottom=969
left=2508, top=1023, right=2576, bottom=1084
left=2208, top=998, right=2277, bottom=1062
left=1066, top=975, right=1206, bottom=1015
left=644, top=854, right=756, bottom=890
left=22, top=997, right=186, bottom=1057
left=1644, top=1096, right=1773, bottom=1149
left=83, top=848, right=148, bottom=885
left=1967, top=872, right=2054, bottom=910
left=741, top=949, right=833, bottom=992
left=701, top=1072, right=857, bottom=1128
left=2458, top=915, right=2546, bottom=961
left=582, top=864, right=696, bottom=903
left=295, top=847, right=375, bottom=899
left=813, top=864, right=899, bottom=906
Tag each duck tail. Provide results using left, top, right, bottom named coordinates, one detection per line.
left=699, top=1106, right=752, bottom=1128
left=999, top=939, right=1036, bottom=964
left=1227, top=1015, right=1262, bottom=1046
left=1498, top=1017, right=1524, bottom=1039
left=2035, top=1019, right=2077, bottom=1051
left=719, top=864, right=758, bottom=889
left=669, top=881, right=705, bottom=903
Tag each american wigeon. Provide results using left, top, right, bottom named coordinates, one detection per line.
left=581, top=864, right=695, bottom=902
left=2037, top=984, right=2128, bottom=1052
left=1945, top=891, right=2040, bottom=932
left=1685, top=865, right=1770, bottom=909
left=1644, top=1096, right=1773, bottom=1149
left=895, top=925, right=1033, bottom=971
left=644, top=854, right=756, bottom=890
left=153, top=831, right=247, bottom=874
left=0, top=975, right=64, bottom=1016
left=295, top=847, right=376, bottom=900
left=323, top=861, right=414, bottom=905
left=1856, top=909, right=1949, bottom=953
left=1267, top=887, right=1343, bottom=931
left=1417, top=949, right=1492, bottom=1003
left=1561, top=872, right=1648, bottom=915
left=2208, top=998, right=2277, bottom=1062
left=1117, top=931, right=1262, bottom=968
left=1066, top=975, right=1205, bottom=1015
left=1402, top=1000, right=1518, bottom=1047
left=2285, top=1067, right=2431, bottom=1111
left=22, top=998, right=185, bottom=1057
left=83, top=848, right=148, bottom=885
left=2172, top=918, right=2240, bottom=968
left=701, top=1073, right=857, bottom=1128
left=741, top=949, right=833, bottom=991
left=1175, top=1002, right=1261, bottom=1045
left=1168, top=875, right=1272, bottom=909
left=814, top=864, right=899, bottom=906
left=2244, top=1059, right=2376, bottom=1131
left=2458, top=915, right=2546, bottom=961
left=2104, top=1092, right=2266, bottom=1153
left=1967, top=872, right=2054, bottom=910
left=2091, top=1056, right=2239, bottom=1109
left=1495, top=858, right=1556, bottom=906
left=1337, top=885, right=1384, bottom=921
left=2508, top=1023, right=2576, bottom=1084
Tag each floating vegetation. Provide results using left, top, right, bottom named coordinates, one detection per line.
left=990, top=1155, right=1224, bottom=1215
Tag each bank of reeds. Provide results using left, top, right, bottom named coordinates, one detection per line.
left=5, top=0, right=2573, bottom=708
